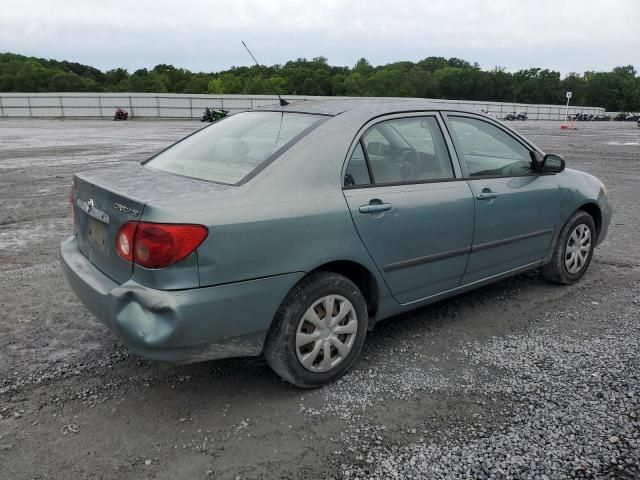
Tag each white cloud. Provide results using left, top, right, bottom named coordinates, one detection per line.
left=1, top=0, right=638, bottom=73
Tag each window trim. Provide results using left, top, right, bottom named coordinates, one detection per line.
left=343, top=176, right=469, bottom=190
left=441, top=112, right=543, bottom=180
left=360, top=138, right=376, bottom=184
left=342, top=112, right=461, bottom=190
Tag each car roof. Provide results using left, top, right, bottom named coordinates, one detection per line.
left=254, top=97, right=479, bottom=117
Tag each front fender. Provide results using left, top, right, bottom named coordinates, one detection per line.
left=543, top=169, right=611, bottom=263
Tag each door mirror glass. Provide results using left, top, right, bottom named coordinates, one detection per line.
left=542, top=154, right=565, bottom=173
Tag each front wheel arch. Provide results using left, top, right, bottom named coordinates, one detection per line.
left=577, top=202, right=602, bottom=242
left=542, top=209, right=596, bottom=284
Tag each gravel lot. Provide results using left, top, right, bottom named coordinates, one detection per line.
left=0, top=118, right=638, bottom=479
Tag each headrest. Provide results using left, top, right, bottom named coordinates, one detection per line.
left=214, top=137, right=249, bottom=162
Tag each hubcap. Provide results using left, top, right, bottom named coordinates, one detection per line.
left=295, top=295, right=358, bottom=373
left=564, top=224, right=592, bottom=274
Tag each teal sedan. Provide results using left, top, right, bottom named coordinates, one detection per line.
left=61, top=99, right=611, bottom=387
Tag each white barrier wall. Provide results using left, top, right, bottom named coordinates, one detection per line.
left=0, top=93, right=605, bottom=120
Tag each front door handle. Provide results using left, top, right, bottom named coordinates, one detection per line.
left=359, top=200, right=392, bottom=214
left=475, top=189, right=498, bottom=200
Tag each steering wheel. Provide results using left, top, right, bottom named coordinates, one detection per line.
left=391, top=148, right=420, bottom=178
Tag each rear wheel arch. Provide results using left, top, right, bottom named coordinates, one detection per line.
left=264, top=270, right=369, bottom=387
left=308, top=260, right=379, bottom=319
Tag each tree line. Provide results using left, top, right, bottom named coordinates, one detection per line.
left=1, top=52, right=639, bottom=111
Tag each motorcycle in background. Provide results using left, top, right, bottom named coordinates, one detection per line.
left=516, top=112, right=528, bottom=121
left=201, top=108, right=229, bottom=123
left=575, top=113, right=594, bottom=121
left=113, top=108, right=129, bottom=121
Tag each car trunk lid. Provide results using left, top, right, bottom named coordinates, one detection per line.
left=73, top=163, right=230, bottom=284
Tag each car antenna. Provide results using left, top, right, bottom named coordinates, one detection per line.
left=241, top=40, right=289, bottom=106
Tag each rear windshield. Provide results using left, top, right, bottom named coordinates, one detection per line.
left=145, top=111, right=323, bottom=184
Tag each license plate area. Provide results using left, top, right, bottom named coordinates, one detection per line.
left=88, top=218, right=108, bottom=251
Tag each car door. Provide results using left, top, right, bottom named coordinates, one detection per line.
left=342, top=113, right=475, bottom=304
left=443, top=113, right=560, bottom=284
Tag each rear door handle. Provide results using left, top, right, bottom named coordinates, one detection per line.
left=359, top=201, right=392, bottom=214
left=475, top=190, right=498, bottom=200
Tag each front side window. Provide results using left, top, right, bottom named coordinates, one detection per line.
left=448, top=116, right=533, bottom=177
left=146, top=111, right=322, bottom=184
left=343, top=116, right=454, bottom=186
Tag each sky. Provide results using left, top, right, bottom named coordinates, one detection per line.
left=1, top=0, right=639, bottom=75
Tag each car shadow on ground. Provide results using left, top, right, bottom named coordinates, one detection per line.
left=115, top=268, right=546, bottom=398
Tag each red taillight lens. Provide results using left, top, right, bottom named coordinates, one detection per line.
left=116, top=222, right=208, bottom=269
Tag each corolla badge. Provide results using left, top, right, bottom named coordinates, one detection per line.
left=113, top=202, right=140, bottom=217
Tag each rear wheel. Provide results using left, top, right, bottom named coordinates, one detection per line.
left=264, top=271, right=368, bottom=388
left=542, top=210, right=596, bottom=284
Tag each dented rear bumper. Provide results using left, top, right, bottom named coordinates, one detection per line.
left=60, top=235, right=303, bottom=363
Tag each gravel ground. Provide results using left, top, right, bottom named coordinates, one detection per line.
left=0, top=118, right=638, bottom=479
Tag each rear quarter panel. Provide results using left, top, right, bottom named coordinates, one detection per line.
left=141, top=112, right=395, bottom=315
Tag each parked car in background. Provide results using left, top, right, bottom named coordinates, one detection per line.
left=613, top=112, right=640, bottom=121
left=61, top=99, right=611, bottom=387
left=575, top=113, right=594, bottom=121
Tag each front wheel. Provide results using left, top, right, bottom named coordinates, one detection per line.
left=542, top=210, right=596, bottom=284
left=264, top=271, right=368, bottom=388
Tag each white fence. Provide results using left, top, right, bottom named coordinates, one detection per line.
left=0, top=92, right=605, bottom=120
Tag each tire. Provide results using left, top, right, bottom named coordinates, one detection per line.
left=542, top=210, right=596, bottom=284
left=264, top=271, right=368, bottom=388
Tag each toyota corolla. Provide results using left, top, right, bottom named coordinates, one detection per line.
left=61, top=99, right=611, bottom=387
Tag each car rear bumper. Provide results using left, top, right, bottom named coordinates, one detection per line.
left=60, top=235, right=303, bottom=363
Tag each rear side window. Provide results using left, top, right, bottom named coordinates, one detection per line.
left=344, top=116, right=454, bottom=187
left=344, top=143, right=371, bottom=187
left=146, top=111, right=322, bottom=184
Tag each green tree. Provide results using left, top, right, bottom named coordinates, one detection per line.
left=1, top=51, right=639, bottom=110
left=48, top=71, right=88, bottom=91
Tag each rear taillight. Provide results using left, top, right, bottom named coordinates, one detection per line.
left=116, top=222, right=208, bottom=269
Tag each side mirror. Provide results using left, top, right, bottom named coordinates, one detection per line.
left=530, top=150, right=544, bottom=171
left=541, top=154, right=565, bottom=173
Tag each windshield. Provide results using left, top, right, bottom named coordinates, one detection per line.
left=145, top=111, right=323, bottom=184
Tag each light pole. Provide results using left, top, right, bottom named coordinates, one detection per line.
left=561, top=91, right=572, bottom=129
